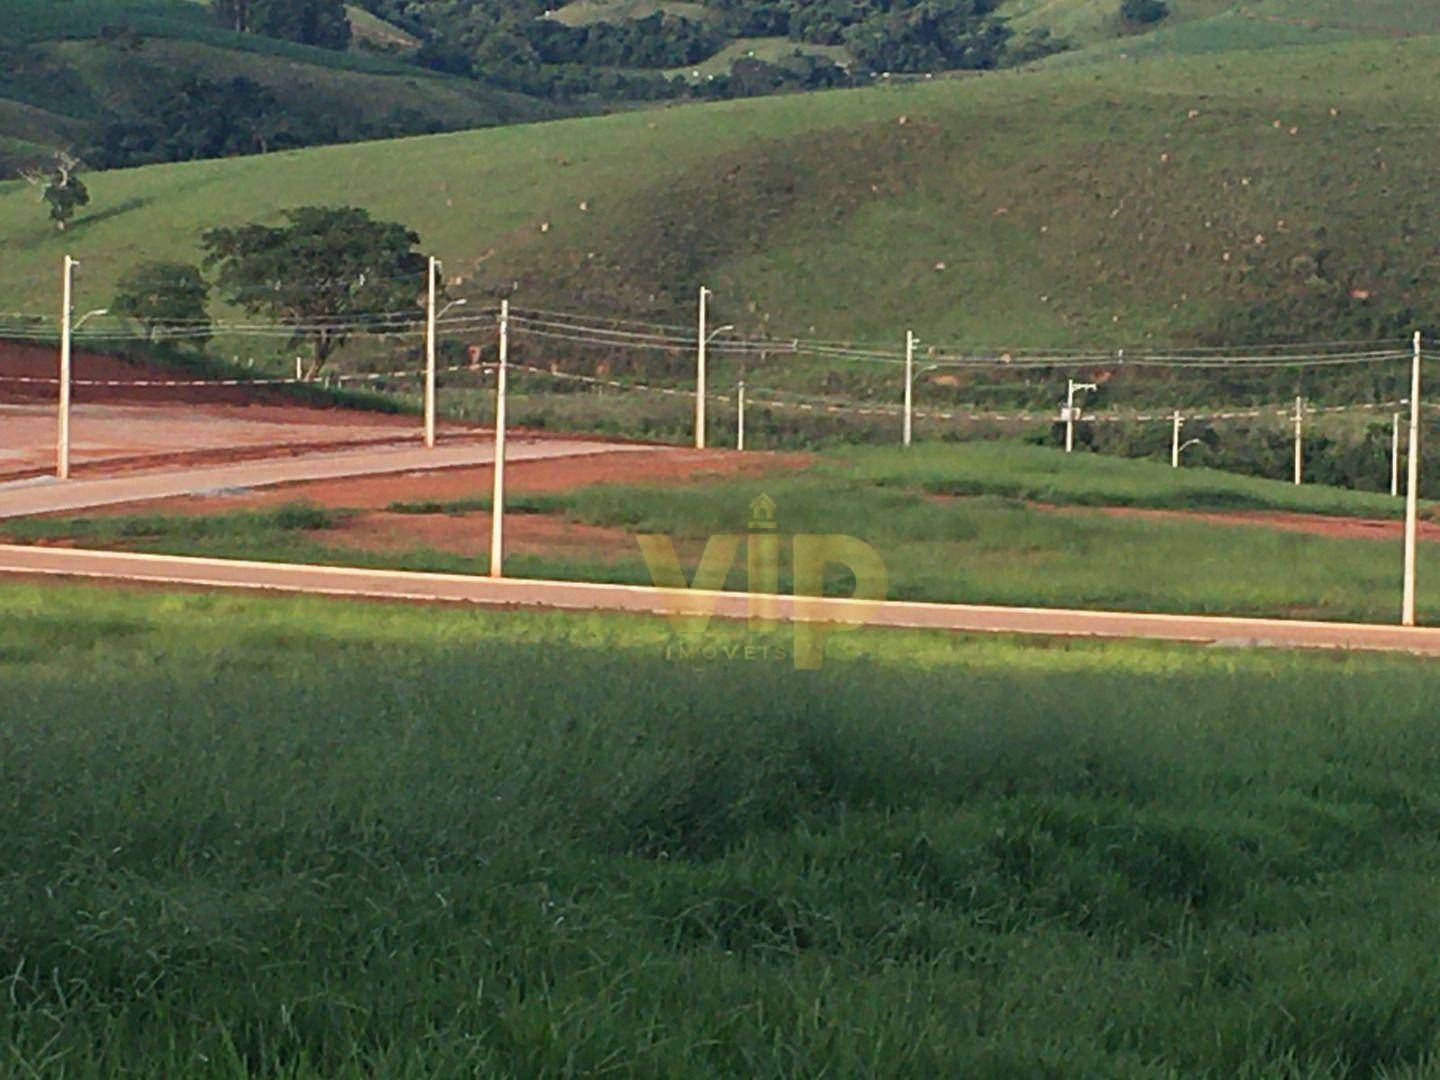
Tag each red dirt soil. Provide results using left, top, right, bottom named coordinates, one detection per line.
left=0, top=342, right=471, bottom=480
left=15, top=447, right=802, bottom=565
left=320, top=512, right=636, bottom=561
left=61, top=448, right=806, bottom=517
left=0, top=402, right=452, bottom=481
left=1055, top=504, right=1440, bottom=543
left=0, top=342, right=299, bottom=406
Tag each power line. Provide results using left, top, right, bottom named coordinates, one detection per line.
left=0, top=295, right=1419, bottom=370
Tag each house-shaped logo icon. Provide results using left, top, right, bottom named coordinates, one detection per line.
left=749, top=493, right=777, bottom=530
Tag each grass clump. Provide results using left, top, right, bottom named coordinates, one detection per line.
left=386, top=493, right=564, bottom=516
left=1, top=502, right=339, bottom=546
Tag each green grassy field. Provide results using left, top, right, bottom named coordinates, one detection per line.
left=4, top=582, right=1440, bottom=1074
left=1005, top=0, right=1237, bottom=46
left=662, top=36, right=854, bottom=80
left=551, top=0, right=715, bottom=27
left=6, top=444, right=1435, bottom=623
left=1249, top=0, right=1440, bottom=36
left=3, top=28, right=1438, bottom=354
left=835, top=442, right=1415, bottom=514
left=344, top=4, right=419, bottom=53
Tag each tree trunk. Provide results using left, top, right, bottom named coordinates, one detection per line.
left=305, top=330, right=334, bottom=379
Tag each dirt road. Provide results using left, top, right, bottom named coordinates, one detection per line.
left=0, top=439, right=652, bottom=519
left=2, top=545, right=1437, bottom=658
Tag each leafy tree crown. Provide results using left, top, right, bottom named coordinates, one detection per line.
left=201, top=206, right=429, bottom=373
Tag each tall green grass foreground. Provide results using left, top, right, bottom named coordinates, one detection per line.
left=4, top=585, right=1440, bottom=1074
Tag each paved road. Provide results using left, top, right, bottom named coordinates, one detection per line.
left=2, top=545, right=1437, bottom=658
left=0, top=439, right=650, bottom=519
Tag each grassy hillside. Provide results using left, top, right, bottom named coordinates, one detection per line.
left=0, top=0, right=553, bottom=175
left=551, top=0, right=715, bottom=27
left=1249, top=0, right=1440, bottom=36
left=663, top=37, right=854, bottom=81
left=1008, top=0, right=1440, bottom=50
left=3, top=32, right=1439, bottom=353
left=1005, top=0, right=1236, bottom=46
left=343, top=4, right=419, bottom=52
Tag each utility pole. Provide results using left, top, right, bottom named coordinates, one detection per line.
left=57, top=255, right=74, bottom=480
left=737, top=379, right=746, bottom=452
left=1065, top=379, right=1097, bottom=454
left=1293, top=396, right=1304, bottom=486
left=55, top=259, right=108, bottom=481
left=1172, top=411, right=1183, bottom=469
left=903, top=331, right=916, bottom=448
left=1393, top=412, right=1403, bottom=499
left=1403, top=332, right=1422, bottom=626
left=424, top=256, right=438, bottom=449
left=491, top=299, right=510, bottom=580
left=696, top=286, right=710, bottom=450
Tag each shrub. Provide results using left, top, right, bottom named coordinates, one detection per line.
left=1121, top=0, right=1170, bottom=25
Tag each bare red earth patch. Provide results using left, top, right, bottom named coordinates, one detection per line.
left=319, top=511, right=637, bottom=562
left=63, top=448, right=806, bottom=517
left=0, top=342, right=297, bottom=406
left=1054, top=504, right=1440, bottom=543
left=0, top=340, right=460, bottom=480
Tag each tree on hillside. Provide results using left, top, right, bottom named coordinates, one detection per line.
left=113, top=262, right=212, bottom=345
left=21, top=152, right=90, bottom=231
left=213, top=0, right=253, bottom=32
left=201, top=207, right=428, bottom=376
left=212, top=0, right=352, bottom=50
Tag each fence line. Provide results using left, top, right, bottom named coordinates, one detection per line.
left=0, top=297, right=1415, bottom=367
left=1, top=358, right=1424, bottom=428
left=0, top=363, right=490, bottom=390
left=476, top=363, right=1421, bottom=426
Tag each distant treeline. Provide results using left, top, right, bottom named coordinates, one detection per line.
left=84, top=72, right=449, bottom=170
left=707, top=0, right=1063, bottom=70
left=357, top=0, right=1068, bottom=101
left=189, top=0, right=1070, bottom=106
left=201, top=0, right=1066, bottom=78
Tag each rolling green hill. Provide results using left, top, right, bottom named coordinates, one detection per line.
left=1004, top=0, right=1233, bottom=46
left=1001, top=0, right=1440, bottom=51
left=8, top=0, right=1380, bottom=182
left=662, top=37, right=855, bottom=81
left=0, top=0, right=555, bottom=176
left=2, top=30, right=1439, bottom=352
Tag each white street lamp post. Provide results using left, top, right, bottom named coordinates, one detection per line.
left=1065, top=379, right=1098, bottom=454
left=57, top=254, right=106, bottom=482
